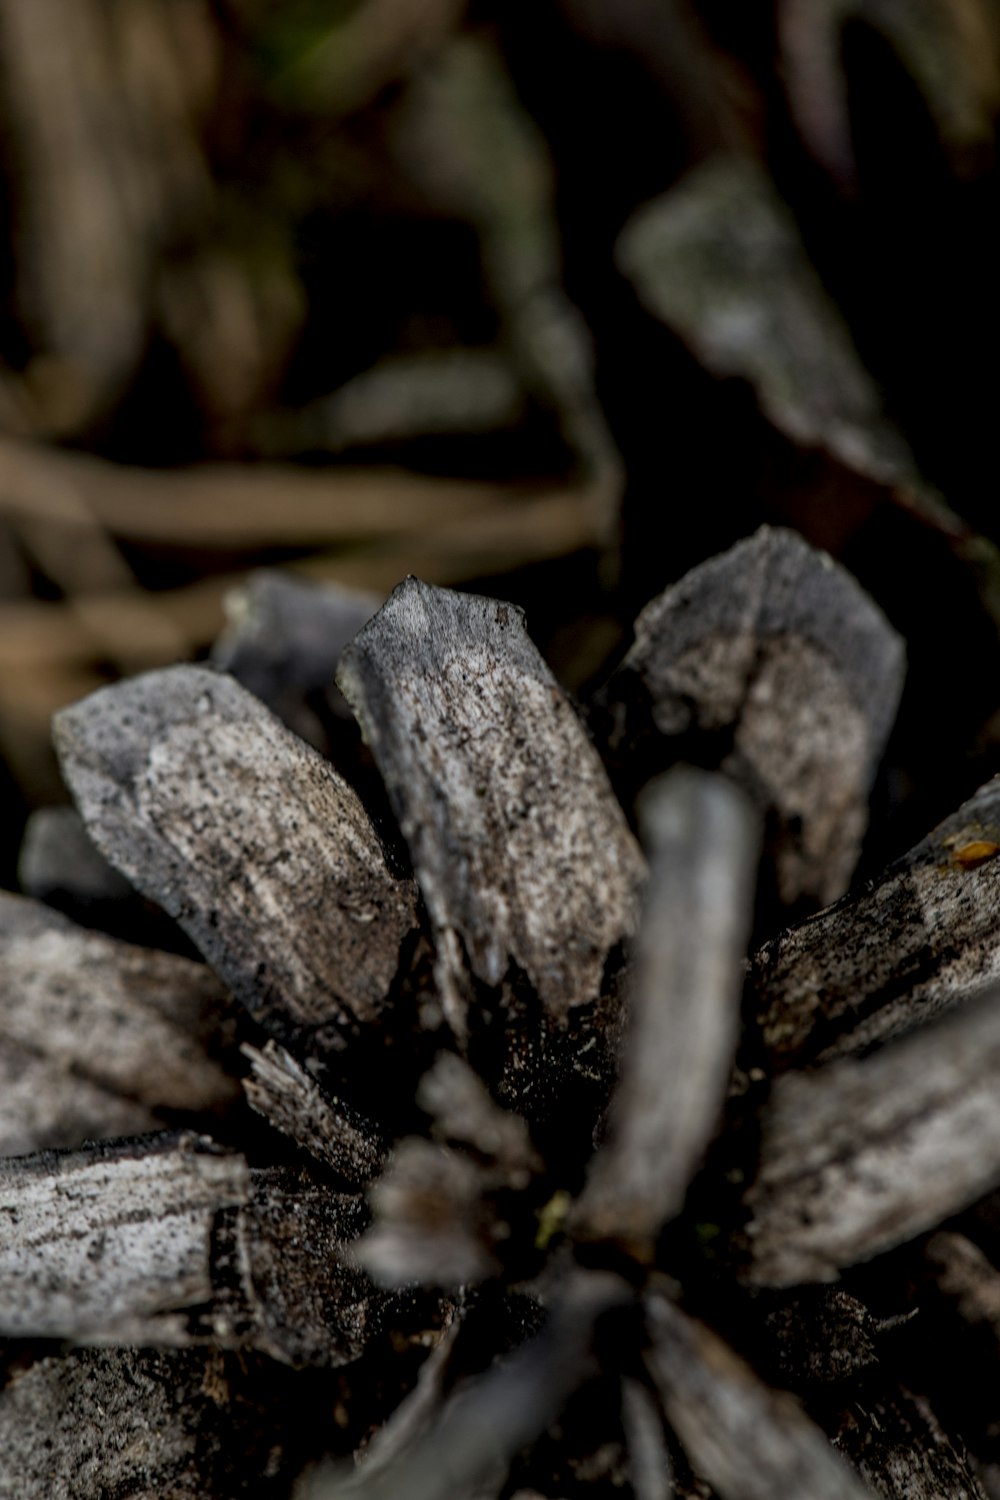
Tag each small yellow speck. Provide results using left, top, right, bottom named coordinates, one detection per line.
left=535, top=1189, right=572, bottom=1250
left=951, top=840, right=1000, bottom=870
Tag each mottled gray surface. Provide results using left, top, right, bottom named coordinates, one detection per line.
left=0, top=892, right=238, bottom=1154
left=0, top=1136, right=371, bottom=1364
left=596, top=527, right=904, bottom=907
left=0, top=1134, right=250, bottom=1342
left=833, top=1386, right=988, bottom=1500
left=744, top=992, right=1000, bottom=1285
left=338, top=578, right=645, bottom=1035
left=0, top=1346, right=292, bottom=1499
left=752, top=775, right=1000, bottom=1068
left=54, top=666, right=419, bottom=1056
left=575, top=769, right=759, bottom=1244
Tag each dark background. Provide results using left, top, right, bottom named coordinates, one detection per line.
left=2, top=0, right=1000, bottom=891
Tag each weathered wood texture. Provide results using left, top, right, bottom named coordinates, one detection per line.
left=242, top=1039, right=384, bottom=1185
left=643, top=1294, right=872, bottom=1500
left=0, top=1135, right=371, bottom=1364
left=750, top=775, right=1000, bottom=1069
left=212, top=569, right=379, bottom=754
left=54, top=665, right=420, bottom=1059
left=575, top=769, right=759, bottom=1245
left=337, top=577, right=645, bottom=1039
left=592, top=526, right=903, bottom=908
left=743, top=991, right=1000, bottom=1285
left=832, top=1386, right=987, bottom=1500
left=0, top=1346, right=297, bottom=1500
left=0, top=893, right=238, bottom=1154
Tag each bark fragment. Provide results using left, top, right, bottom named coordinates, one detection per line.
left=751, top=775, right=1000, bottom=1069
left=593, top=527, right=903, bottom=908
left=54, top=665, right=420, bottom=1059
left=0, top=1134, right=250, bottom=1343
left=242, top=1039, right=385, bottom=1185
left=0, top=892, right=238, bottom=1154
left=212, top=570, right=380, bottom=756
left=0, top=1135, right=371, bottom=1364
left=743, top=991, right=1000, bottom=1285
left=575, top=769, right=759, bottom=1245
left=643, top=1293, right=871, bottom=1500
left=337, top=577, right=645, bottom=1037
left=832, top=1385, right=987, bottom=1500
left=0, top=1346, right=296, bottom=1499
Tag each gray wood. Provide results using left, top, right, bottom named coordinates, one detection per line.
left=212, top=569, right=379, bottom=753
left=0, top=1135, right=372, bottom=1365
left=643, top=1293, right=872, bottom=1500
left=337, top=578, right=645, bottom=1039
left=832, top=1386, right=987, bottom=1500
left=0, top=1346, right=294, bottom=1499
left=751, top=776, right=1000, bottom=1069
left=594, top=526, right=903, bottom=908
left=242, top=1039, right=385, bottom=1185
left=744, top=991, right=1000, bottom=1285
left=0, top=892, right=238, bottom=1154
left=54, top=665, right=420, bottom=1058
left=575, top=769, right=759, bottom=1245
left=0, top=1134, right=250, bottom=1343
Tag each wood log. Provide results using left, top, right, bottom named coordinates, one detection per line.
left=743, top=991, right=1000, bottom=1285
left=574, top=768, right=759, bottom=1246
left=592, top=526, right=904, bottom=909
left=0, top=892, right=238, bottom=1154
left=750, top=775, right=1000, bottom=1069
left=337, top=577, right=645, bottom=1053
left=53, top=665, right=420, bottom=1063
left=0, top=1134, right=372, bottom=1365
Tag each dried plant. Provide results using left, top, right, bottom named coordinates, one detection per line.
left=5, top=528, right=1000, bottom=1498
